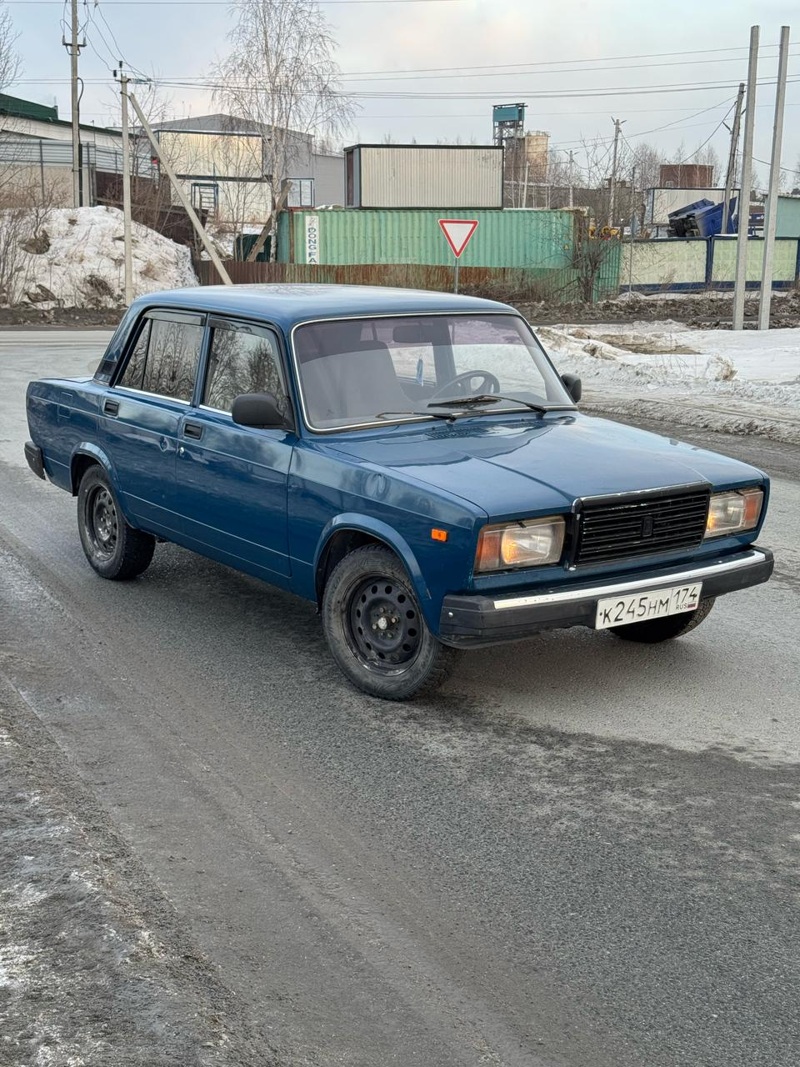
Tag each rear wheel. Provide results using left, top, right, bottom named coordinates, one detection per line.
left=77, top=466, right=155, bottom=580
left=321, top=544, right=459, bottom=700
left=608, top=597, right=716, bottom=643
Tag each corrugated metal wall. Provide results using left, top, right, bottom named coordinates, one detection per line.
left=280, top=208, right=576, bottom=268
left=354, top=146, right=503, bottom=209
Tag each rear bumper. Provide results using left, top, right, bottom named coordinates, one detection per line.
left=439, top=546, right=774, bottom=647
left=24, top=441, right=45, bottom=480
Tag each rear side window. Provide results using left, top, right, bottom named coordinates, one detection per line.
left=117, top=312, right=205, bottom=403
left=203, top=319, right=287, bottom=416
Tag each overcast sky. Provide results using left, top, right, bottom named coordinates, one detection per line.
left=5, top=0, right=799, bottom=186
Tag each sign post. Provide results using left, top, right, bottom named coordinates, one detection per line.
left=438, top=218, right=478, bottom=293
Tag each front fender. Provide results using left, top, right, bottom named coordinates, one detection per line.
left=314, top=513, right=434, bottom=623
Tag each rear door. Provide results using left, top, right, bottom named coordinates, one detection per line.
left=103, top=309, right=205, bottom=537
left=175, top=316, right=294, bottom=580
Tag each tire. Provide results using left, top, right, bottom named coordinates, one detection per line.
left=321, top=544, right=459, bottom=700
left=77, top=466, right=155, bottom=580
left=608, top=597, right=716, bottom=643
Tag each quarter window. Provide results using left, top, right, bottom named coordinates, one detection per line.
left=203, top=321, right=286, bottom=415
left=118, top=319, right=151, bottom=390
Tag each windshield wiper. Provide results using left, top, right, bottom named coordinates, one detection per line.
left=374, top=409, right=461, bottom=422
left=427, top=394, right=552, bottom=413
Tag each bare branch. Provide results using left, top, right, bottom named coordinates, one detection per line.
left=0, top=1, right=21, bottom=93
left=211, top=0, right=357, bottom=221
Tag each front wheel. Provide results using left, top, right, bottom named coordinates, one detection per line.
left=608, top=597, right=716, bottom=643
left=77, top=466, right=155, bottom=580
left=321, top=544, right=459, bottom=700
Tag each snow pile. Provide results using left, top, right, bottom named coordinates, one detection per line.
left=541, top=321, right=800, bottom=444
left=0, top=206, right=197, bottom=309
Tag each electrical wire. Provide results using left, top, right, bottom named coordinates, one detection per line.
left=340, top=52, right=800, bottom=84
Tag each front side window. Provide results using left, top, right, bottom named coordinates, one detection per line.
left=293, top=314, right=574, bottom=431
left=203, top=321, right=287, bottom=416
left=118, top=312, right=204, bottom=403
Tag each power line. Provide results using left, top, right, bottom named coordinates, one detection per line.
left=340, top=52, right=800, bottom=84
left=336, top=42, right=798, bottom=80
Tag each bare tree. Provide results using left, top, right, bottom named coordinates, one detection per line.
left=629, top=141, right=663, bottom=192
left=0, top=1, right=20, bottom=92
left=212, top=0, right=356, bottom=247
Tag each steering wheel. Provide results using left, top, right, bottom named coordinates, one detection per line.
left=429, top=369, right=500, bottom=400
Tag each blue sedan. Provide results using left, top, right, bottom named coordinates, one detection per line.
left=25, top=285, right=773, bottom=699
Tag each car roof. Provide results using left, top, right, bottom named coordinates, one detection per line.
left=130, top=283, right=516, bottom=329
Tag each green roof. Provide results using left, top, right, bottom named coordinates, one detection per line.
left=0, top=93, right=59, bottom=123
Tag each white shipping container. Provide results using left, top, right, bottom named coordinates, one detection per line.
left=346, top=145, right=503, bottom=209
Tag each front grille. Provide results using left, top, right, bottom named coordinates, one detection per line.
left=573, top=488, right=710, bottom=566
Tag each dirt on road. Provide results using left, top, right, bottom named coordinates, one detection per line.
left=2, top=289, right=799, bottom=331
left=0, top=675, right=276, bottom=1067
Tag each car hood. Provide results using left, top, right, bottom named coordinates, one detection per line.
left=324, top=413, right=766, bottom=518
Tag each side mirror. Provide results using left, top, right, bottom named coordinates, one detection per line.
left=231, top=392, right=289, bottom=429
left=561, top=374, right=582, bottom=404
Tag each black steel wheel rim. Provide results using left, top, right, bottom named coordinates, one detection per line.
left=86, top=486, right=118, bottom=559
left=346, top=575, right=421, bottom=674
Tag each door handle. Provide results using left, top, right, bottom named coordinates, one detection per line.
left=183, top=422, right=203, bottom=440
left=103, top=399, right=120, bottom=416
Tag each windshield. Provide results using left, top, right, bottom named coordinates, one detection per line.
left=293, top=313, right=574, bottom=431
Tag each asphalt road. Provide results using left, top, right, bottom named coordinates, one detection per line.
left=1, top=331, right=799, bottom=1067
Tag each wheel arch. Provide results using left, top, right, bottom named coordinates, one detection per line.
left=70, top=444, right=119, bottom=497
left=314, top=515, right=431, bottom=615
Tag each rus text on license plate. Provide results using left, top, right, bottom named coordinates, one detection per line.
left=595, top=583, right=703, bottom=630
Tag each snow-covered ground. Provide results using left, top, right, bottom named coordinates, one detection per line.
left=0, top=206, right=197, bottom=308
left=542, top=320, right=800, bottom=445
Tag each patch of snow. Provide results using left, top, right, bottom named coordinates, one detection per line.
left=540, top=321, right=800, bottom=444
left=0, top=205, right=197, bottom=309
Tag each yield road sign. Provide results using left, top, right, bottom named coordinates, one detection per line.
left=438, top=218, right=479, bottom=259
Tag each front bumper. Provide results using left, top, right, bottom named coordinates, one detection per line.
left=438, top=546, right=774, bottom=647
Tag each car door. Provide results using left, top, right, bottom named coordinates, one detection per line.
left=102, top=309, right=205, bottom=537
left=175, top=316, right=293, bottom=580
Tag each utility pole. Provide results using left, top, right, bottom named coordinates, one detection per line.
left=733, top=25, right=759, bottom=331
left=721, top=82, right=745, bottom=235
left=127, top=91, right=233, bottom=285
left=758, top=25, right=791, bottom=331
left=628, top=165, right=637, bottom=293
left=115, top=66, right=134, bottom=306
left=568, top=150, right=574, bottom=209
left=608, top=117, right=624, bottom=229
left=63, top=0, right=84, bottom=208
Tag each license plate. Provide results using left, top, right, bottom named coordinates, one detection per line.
left=595, top=582, right=703, bottom=630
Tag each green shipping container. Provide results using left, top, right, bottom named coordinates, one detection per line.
left=279, top=208, right=576, bottom=270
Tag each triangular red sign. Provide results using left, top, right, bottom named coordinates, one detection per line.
left=438, top=218, right=479, bottom=259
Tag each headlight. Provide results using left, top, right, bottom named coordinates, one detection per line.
left=705, top=487, right=764, bottom=538
left=475, top=516, right=565, bottom=572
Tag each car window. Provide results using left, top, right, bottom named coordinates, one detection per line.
left=118, top=313, right=204, bottom=403
left=294, top=314, right=572, bottom=430
left=203, top=322, right=287, bottom=415
left=118, top=319, right=151, bottom=390
left=449, top=317, right=550, bottom=396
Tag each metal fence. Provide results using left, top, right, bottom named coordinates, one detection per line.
left=194, top=259, right=622, bottom=304
left=0, top=136, right=158, bottom=180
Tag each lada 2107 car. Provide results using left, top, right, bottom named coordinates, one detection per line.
left=25, top=285, right=774, bottom=699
